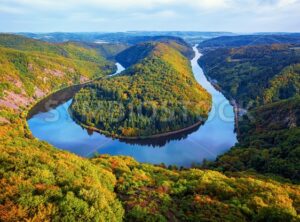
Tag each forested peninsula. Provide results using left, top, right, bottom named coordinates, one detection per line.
left=70, top=42, right=211, bottom=138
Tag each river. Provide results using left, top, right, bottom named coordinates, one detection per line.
left=27, top=46, right=237, bottom=167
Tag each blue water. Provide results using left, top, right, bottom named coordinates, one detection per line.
left=27, top=47, right=237, bottom=167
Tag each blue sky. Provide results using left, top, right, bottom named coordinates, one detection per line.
left=0, top=0, right=299, bottom=32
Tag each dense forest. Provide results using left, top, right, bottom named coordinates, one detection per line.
left=199, top=41, right=300, bottom=181
left=198, top=44, right=300, bottom=108
left=116, top=37, right=195, bottom=68
left=0, top=34, right=115, bottom=65
left=0, top=34, right=116, bottom=109
left=115, top=42, right=156, bottom=68
left=74, top=42, right=129, bottom=60
left=70, top=42, right=211, bottom=138
left=0, top=34, right=123, bottom=221
left=0, top=34, right=299, bottom=221
left=199, top=34, right=300, bottom=50
left=92, top=155, right=300, bottom=221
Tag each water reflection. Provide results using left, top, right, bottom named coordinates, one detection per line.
left=27, top=47, right=237, bottom=167
left=112, top=124, right=201, bottom=147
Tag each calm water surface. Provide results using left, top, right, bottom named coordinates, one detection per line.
left=27, top=47, right=237, bottom=167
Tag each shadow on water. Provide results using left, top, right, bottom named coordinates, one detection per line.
left=109, top=124, right=201, bottom=147
left=27, top=85, right=82, bottom=119
left=27, top=67, right=202, bottom=148
left=28, top=84, right=203, bottom=147
left=27, top=49, right=237, bottom=167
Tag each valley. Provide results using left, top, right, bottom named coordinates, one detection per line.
left=27, top=45, right=237, bottom=166
left=0, top=33, right=299, bottom=221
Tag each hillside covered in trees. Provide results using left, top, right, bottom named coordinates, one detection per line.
left=116, top=37, right=195, bottom=68
left=199, top=41, right=300, bottom=181
left=73, top=42, right=129, bottom=60
left=70, top=42, right=211, bottom=138
left=198, top=43, right=300, bottom=108
left=0, top=34, right=299, bottom=221
left=0, top=34, right=124, bottom=221
left=199, top=34, right=300, bottom=50
left=0, top=34, right=116, bottom=110
left=93, top=155, right=300, bottom=221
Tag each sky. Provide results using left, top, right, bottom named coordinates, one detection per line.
left=0, top=0, right=300, bottom=33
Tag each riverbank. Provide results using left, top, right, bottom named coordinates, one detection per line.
left=197, top=57, right=246, bottom=137
left=26, top=63, right=123, bottom=120
left=203, top=78, right=245, bottom=134
left=69, top=108, right=205, bottom=140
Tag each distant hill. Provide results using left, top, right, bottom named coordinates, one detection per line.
left=64, top=36, right=194, bottom=62
left=71, top=41, right=129, bottom=60
left=199, top=34, right=300, bottom=50
left=0, top=34, right=111, bottom=64
left=123, top=35, right=193, bottom=48
left=115, top=42, right=156, bottom=68
left=16, top=31, right=234, bottom=44
left=116, top=37, right=195, bottom=68
left=0, top=34, right=115, bottom=110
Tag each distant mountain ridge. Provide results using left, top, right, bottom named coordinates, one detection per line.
left=15, top=31, right=235, bottom=44
left=199, top=34, right=300, bottom=50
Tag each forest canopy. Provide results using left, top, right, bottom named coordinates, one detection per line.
left=0, top=34, right=299, bottom=221
left=70, top=42, right=211, bottom=138
left=199, top=42, right=300, bottom=181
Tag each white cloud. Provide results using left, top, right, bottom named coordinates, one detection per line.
left=193, top=0, right=230, bottom=9
left=1, top=0, right=232, bottom=11
left=0, top=0, right=299, bottom=32
left=277, top=0, right=298, bottom=7
left=0, top=5, right=25, bottom=14
left=130, top=10, right=177, bottom=20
